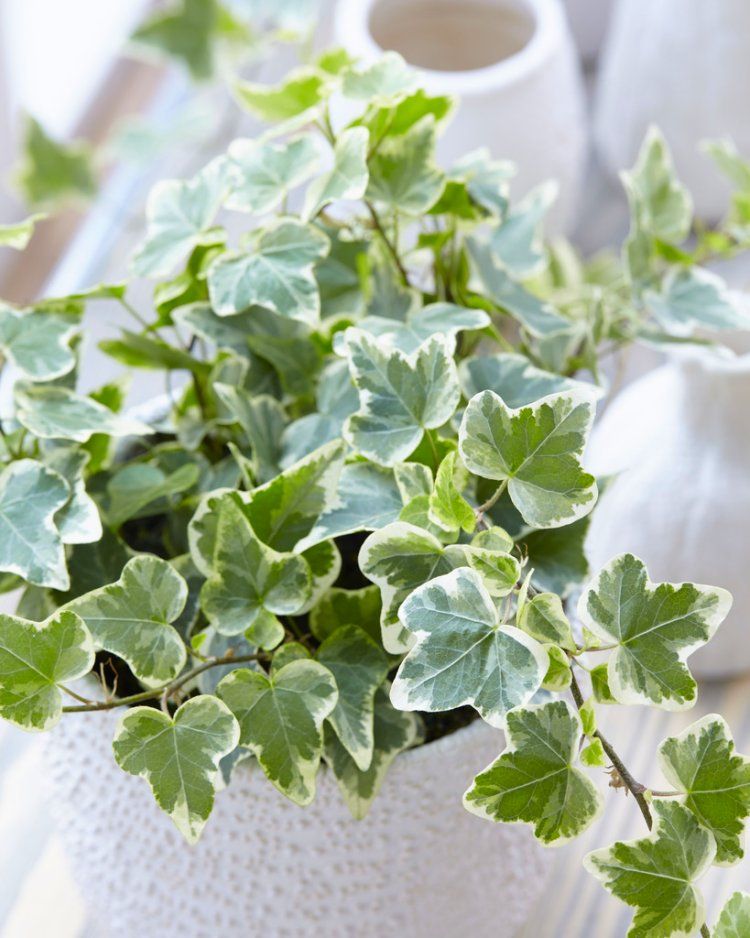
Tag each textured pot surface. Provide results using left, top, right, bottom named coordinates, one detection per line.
left=586, top=347, right=750, bottom=678
left=594, top=0, right=750, bottom=220
left=43, top=712, right=553, bottom=938
left=335, top=0, right=587, bottom=233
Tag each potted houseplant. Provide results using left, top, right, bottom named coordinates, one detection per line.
left=2, top=51, right=750, bottom=937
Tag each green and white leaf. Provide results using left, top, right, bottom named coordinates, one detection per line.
left=428, top=450, right=475, bottom=535
left=391, top=567, right=547, bottom=726
left=45, top=448, right=101, bottom=544
left=715, top=892, right=750, bottom=938
left=325, top=686, right=420, bottom=819
left=0, top=305, right=78, bottom=381
left=578, top=553, right=732, bottom=710
left=366, top=116, right=445, bottom=216
left=103, top=462, right=199, bottom=528
left=450, top=147, right=514, bottom=216
left=584, top=800, right=715, bottom=938
left=341, top=52, right=416, bottom=105
left=488, top=181, right=557, bottom=277
left=317, top=624, right=389, bottom=770
left=0, top=213, right=46, bottom=250
left=226, top=134, right=320, bottom=214
left=234, top=67, right=330, bottom=125
left=0, top=610, right=93, bottom=730
left=208, top=219, right=329, bottom=323
left=130, top=0, right=224, bottom=81
left=303, top=127, right=369, bottom=220
left=15, top=115, right=96, bottom=210
left=0, top=459, right=70, bottom=589
left=518, top=592, right=575, bottom=651
left=64, top=555, right=188, bottom=687
left=309, top=585, right=382, bottom=645
left=200, top=497, right=311, bottom=635
left=356, top=301, right=489, bottom=355
left=359, top=521, right=470, bottom=654
left=112, top=696, right=240, bottom=843
left=343, top=329, right=460, bottom=465
left=459, top=352, right=591, bottom=408
left=459, top=388, right=598, bottom=528
left=658, top=714, right=750, bottom=865
left=15, top=384, right=152, bottom=443
left=214, top=384, right=285, bottom=483
left=133, top=157, right=227, bottom=277
left=216, top=659, right=338, bottom=804
left=464, top=700, right=602, bottom=844
left=467, top=239, right=569, bottom=337
left=645, top=267, right=750, bottom=335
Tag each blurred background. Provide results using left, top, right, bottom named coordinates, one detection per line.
left=1, top=1, right=750, bottom=935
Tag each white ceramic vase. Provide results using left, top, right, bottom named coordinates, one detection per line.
left=585, top=340, right=750, bottom=679
left=594, top=0, right=750, bottom=221
left=334, top=0, right=587, bottom=233
left=43, top=712, right=553, bottom=938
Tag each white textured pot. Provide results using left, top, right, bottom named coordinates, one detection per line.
left=585, top=340, right=750, bottom=679
left=334, top=0, right=587, bottom=233
left=43, top=711, right=553, bottom=938
left=594, top=0, right=750, bottom=221
left=563, top=0, right=614, bottom=61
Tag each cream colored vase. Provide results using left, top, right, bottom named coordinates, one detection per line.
left=335, top=0, right=587, bottom=232
left=586, top=343, right=750, bottom=679
left=43, top=712, right=553, bottom=938
left=595, top=0, right=750, bottom=221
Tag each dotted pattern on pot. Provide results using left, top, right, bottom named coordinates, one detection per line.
left=42, top=712, right=554, bottom=938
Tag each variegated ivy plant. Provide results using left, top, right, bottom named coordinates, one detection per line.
left=2, top=50, right=750, bottom=936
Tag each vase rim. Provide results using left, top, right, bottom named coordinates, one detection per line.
left=334, top=0, right=566, bottom=95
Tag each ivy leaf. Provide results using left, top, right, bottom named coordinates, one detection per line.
left=464, top=700, right=602, bottom=844
left=317, top=625, right=389, bottom=770
left=359, top=521, right=470, bottom=653
left=464, top=546, right=521, bottom=599
left=459, top=388, right=598, bottom=528
left=391, top=567, right=547, bottom=726
left=208, top=219, right=329, bottom=323
left=467, top=239, right=570, bottom=337
left=112, top=695, right=240, bottom=843
left=216, top=659, right=338, bottom=804
left=14, top=115, right=96, bottom=210
left=226, top=135, right=320, bottom=215
left=15, top=384, right=152, bottom=443
left=658, top=714, right=750, bottom=865
left=715, top=892, right=750, bottom=938
left=133, top=157, right=227, bottom=277
left=0, top=610, right=93, bottom=730
left=303, top=127, right=369, bottom=220
left=342, top=53, right=416, bottom=105
left=64, top=555, right=188, bottom=687
left=645, top=267, right=750, bottom=335
left=343, top=330, right=460, bottom=466
left=0, top=306, right=78, bottom=381
left=200, top=497, right=311, bottom=636
left=234, top=67, right=329, bottom=125
left=0, top=459, right=70, bottom=589
left=325, top=686, right=420, bottom=819
left=622, top=126, right=693, bottom=245
left=541, top=644, right=572, bottom=691
left=366, top=116, right=445, bottom=215
left=298, top=540, right=341, bottom=616
left=0, top=213, right=46, bottom=250
left=450, top=147, right=514, bottom=216
left=459, top=352, right=589, bottom=409
left=214, top=385, right=285, bottom=483
left=489, top=181, right=557, bottom=277
left=45, top=448, right=101, bottom=545
left=428, top=451, right=475, bottom=535
left=298, top=463, right=404, bottom=550
left=103, top=462, right=199, bottom=528
left=578, top=553, right=732, bottom=709
left=243, top=439, right=345, bottom=551
left=518, top=593, right=576, bottom=651
left=584, top=800, right=715, bottom=938
left=309, top=585, right=382, bottom=645
left=356, top=301, right=489, bottom=355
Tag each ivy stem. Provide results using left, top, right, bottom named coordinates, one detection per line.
left=569, top=670, right=653, bottom=829
left=475, top=479, right=508, bottom=527
left=61, top=652, right=265, bottom=714
left=60, top=684, right=96, bottom=705
left=365, top=200, right=410, bottom=285
left=117, top=296, right=151, bottom=331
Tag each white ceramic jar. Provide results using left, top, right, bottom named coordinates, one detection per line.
left=334, top=0, right=587, bottom=233
left=43, top=711, right=554, bottom=938
left=585, top=338, right=750, bottom=679
left=594, top=0, right=750, bottom=221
